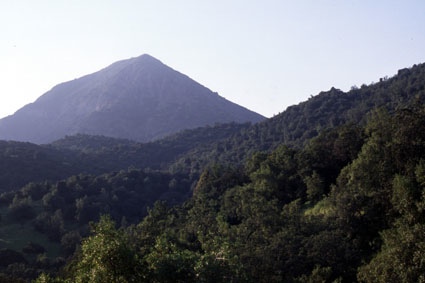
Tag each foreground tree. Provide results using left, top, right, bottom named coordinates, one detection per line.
left=69, top=215, right=142, bottom=283
left=357, top=169, right=425, bottom=283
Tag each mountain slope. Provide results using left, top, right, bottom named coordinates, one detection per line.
left=0, top=54, right=264, bottom=143
left=167, top=62, right=425, bottom=171
left=1, top=62, right=424, bottom=194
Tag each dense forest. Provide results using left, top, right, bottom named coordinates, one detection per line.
left=1, top=63, right=425, bottom=282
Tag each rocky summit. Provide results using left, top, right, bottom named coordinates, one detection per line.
left=0, top=54, right=265, bottom=143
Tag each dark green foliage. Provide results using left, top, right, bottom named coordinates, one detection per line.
left=0, top=141, right=77, bottom=192
left=8, top=196, right=35, bottom=223
left=2, top=62, right=425, bottom=282
left=145, top=236, right=199, bottom=283
left=63, top=103, right=423, bottom=282
left=49, top=123, right=253, bottom=177
left=70, top=215, right=142, bottom=283
left=49, top=123, right=362, bottom=282
left=0, top=123, right=249, bottom=194
left=1, top=168, right=192, bottom=240
left=357, top=174, right=425, bottom=283
left=22, top=242, right=46, bottom=255
left=18, top=103, right=425, bottom=281
left=167, top=63, right=425, bottom=175
left=0, top=169, right=194, bottom=281
left=0, top=249, right=27, bottom=267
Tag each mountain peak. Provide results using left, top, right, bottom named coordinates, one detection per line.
left=136, top=53, right=161, bottom=61
left=0, top=55, right=265, bottom=143
left=114, top=53, right=163, bottom=67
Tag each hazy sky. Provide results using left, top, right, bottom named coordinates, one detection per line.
left=1, top=1, right=424, bottom=118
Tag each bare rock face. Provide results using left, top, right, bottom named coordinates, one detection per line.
left=0, top=54, right=264, bottom=143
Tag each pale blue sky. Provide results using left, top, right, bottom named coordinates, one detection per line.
left=1, top=0, right=424, bottom=118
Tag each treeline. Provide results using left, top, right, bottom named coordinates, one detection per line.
left=0, top=141, right=78, bottom=192
left=160, top=63, right=425, bottom=173
left=0, top=123, right=250, bottom=193
left=1, top=62, right=424, bottom=194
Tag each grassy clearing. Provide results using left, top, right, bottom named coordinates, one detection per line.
left=0, top=206, right=61, bottom=259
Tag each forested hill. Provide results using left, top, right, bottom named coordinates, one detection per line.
left=1, top=63, right=424, bottom=193
left=0, top=123, right=250, bottom=193
left=266, top=64, right=425, bottom=145
left=0, top=62, right=425, bottom=281
left=2, top=102, right=425, bottom=282
left=168, top=62, right=425, bottom=170
left=257, top=63, right=425, bottom=146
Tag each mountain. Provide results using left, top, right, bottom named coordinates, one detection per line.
left=0, top=54, right=265, bottom=144
left=1, top=63, right=424, bottom=193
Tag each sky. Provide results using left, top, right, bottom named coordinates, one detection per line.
left=1, top=1, right=425, bottom=119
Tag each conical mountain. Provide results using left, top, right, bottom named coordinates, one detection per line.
left=0, top=54, right=265, bottom=143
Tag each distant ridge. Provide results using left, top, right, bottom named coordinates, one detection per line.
left=0, top=54, right=265, bottom=143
